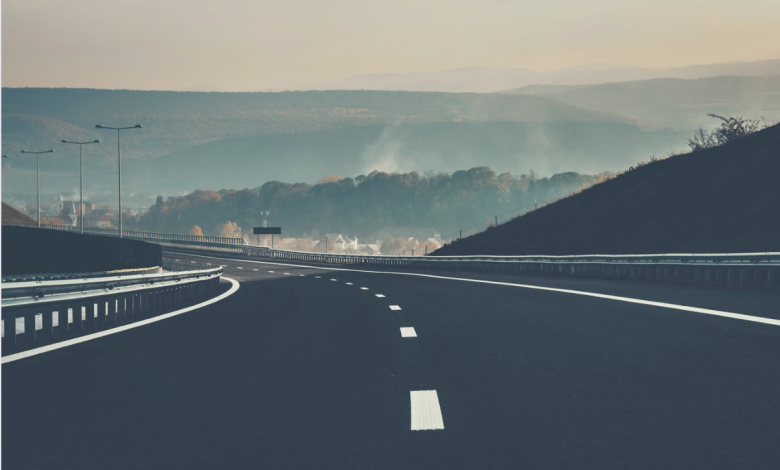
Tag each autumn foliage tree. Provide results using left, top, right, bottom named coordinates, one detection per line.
left=189, top=225, right=203, bottom=236
left=219, top=221, right=242, bottom=238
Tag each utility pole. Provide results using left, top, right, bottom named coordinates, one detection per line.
left=325, top=236, right=328, bottom=254
left=260, top=210, right=269, bottom=246
left=62, top=139, right=101, bottom=234
left=20, top=149, right=55, bottom=227
left=95, top=124, right=143, bottom=237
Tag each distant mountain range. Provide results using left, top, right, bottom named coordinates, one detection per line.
left=298, top=59, right=780, bottom=93
left=499, top=76, right=780, bottom=129
left=3, top=67, right=775, bottom=206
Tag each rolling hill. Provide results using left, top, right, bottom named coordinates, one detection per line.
left=500, top=76, right=780, bottom=129
left=2, top=87, right=688, bottom=203
left=432, top=123, right=780, bottom=256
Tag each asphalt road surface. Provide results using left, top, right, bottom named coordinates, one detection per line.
left=3, top=250, right=780, bottom=469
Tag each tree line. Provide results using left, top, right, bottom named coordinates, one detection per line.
left=137, top=167, right=607, bottom=241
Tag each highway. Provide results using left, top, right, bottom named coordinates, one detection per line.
left=3, top=250, right=780, bottom=469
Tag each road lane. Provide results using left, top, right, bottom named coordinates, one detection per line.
left=3, top=251, right=780, bottom=469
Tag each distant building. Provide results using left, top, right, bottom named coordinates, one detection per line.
left=322, top=234, right=358, bottom=252
left=363, top=244, right=381, bottom=255
left=370, top=227, right=440, bottom=244
left=95, top=210, right=115, bottom=228
left=426, top=238, right=442, bottom=248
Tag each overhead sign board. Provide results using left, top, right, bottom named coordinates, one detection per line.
left=253, top=227, right=281, bottom=235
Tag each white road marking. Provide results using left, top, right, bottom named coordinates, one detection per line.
left=376, top=294, right=385, bottom=298
left=167, top=252, right=780, bottom=327
left=253, top=269, right=258, bottom=271
left=237, top=267, right=244, bottom=269
left=315, top=276, right=321, bottom=278
left=299, top=274, right=305, bottom=277
left=410, top=390, right=444, bottom=431
left=400, top=327, right=417, bottom=337
left=190, top=261, right=196, bottom=263
left=331, top=279, right=337, bottom=281
left=284, top=273, right=290, bottom=275
left=2, top=278, right=241, bottom=364
left=345, top=282, right=353, bottom=285
left=268, top=271, right=275, bottom=273
left=390, top=305, right=401, bottom=310
left=361, top=287, right=369, bottom=290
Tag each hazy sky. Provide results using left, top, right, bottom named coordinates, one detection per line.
left=3, top=0, right=779, bottom=91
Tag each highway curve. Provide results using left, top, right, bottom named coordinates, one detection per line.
left=3, top=251, right=780, bottom=469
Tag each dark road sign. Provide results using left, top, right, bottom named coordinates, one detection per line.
left=254, top=227, right=281, bottom=235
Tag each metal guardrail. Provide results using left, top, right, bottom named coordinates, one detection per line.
left=1, top=266, right=163, bottom=283
left=158, top=240, right=780, bottom=289
left=2, top=221, right=246, bottom=246
left=2, top=264, right=223, bottom=350
left=4, top=222, right=776, bottom=288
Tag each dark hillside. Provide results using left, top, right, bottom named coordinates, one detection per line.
left=2, top=202, right=35, bottom=224
left=433, top=123, right=780, bottom=256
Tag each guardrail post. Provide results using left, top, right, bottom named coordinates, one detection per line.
left=42, top=305, right=54, bottom=338
left=4, top=311, right=18, bottom=344
left=24, top=308, right=37, bottom=342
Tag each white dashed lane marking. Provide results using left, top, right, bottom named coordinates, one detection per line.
left=410, top=391, right=444, bottom=431
left=331, top=279, right=337, bottom=281
left=268, top=271, right=275, bottom=273
left=315, top=276, right=321, bottom=278
left=299, top=274, right=305, bottom=277
left=284, top=273, right=290, bottom=275
left=389, top=305, right=401, bottom=311
left=400, top=327, right=417, bottom=338
left=238, top=267, right=243, bottom=269
left=361, top=287, right=369, bottom=290
left=375, top=294, right=385, bottom=298
left=346, top=282, right=353, bottom=285
left=253, top=269, right=258, bottom=271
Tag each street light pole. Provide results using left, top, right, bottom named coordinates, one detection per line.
left=95, top=124, right=142, bottom=237
left=20, top=149, right=55, bottom=227
left=61, top=139, right=101, bottom=234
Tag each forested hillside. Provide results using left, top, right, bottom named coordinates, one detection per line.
left=137, top=167, right=605, bottom=240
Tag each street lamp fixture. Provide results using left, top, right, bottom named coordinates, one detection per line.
left=61, top=139, right=101, bottom=234
left=94, top=124, right=143, bottom=237
left=20, top=149, right=55, bottom=227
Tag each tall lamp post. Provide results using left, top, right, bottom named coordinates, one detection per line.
left=61, top=139, right=101, bottom=234
left=95, top=124, right=142, bottom=237
left=20, top=149, right=55, bottom=227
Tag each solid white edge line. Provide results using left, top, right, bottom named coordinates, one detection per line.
left=2, top=277, right=241, bottom=364
left=165, top=252, right=780, bottom=327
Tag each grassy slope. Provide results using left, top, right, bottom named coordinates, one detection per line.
left=432, top=123, right=780, bottom=256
